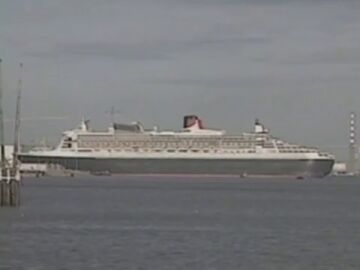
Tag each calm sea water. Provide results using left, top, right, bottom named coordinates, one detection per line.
left=1, top=175, right=360, bottom=269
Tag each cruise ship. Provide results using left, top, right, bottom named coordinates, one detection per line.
left=19, top=115, right=335, bottom=178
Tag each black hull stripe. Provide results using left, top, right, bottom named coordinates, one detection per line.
left=19, top=155, right=334, bottom=178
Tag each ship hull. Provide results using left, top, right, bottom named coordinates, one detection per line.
left=19, top=155, right=334, bottom=178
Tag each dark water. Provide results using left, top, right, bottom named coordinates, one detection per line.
left=1, top=176, right=360, bottom=269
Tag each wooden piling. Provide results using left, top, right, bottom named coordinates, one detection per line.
left=10, top=180, right=20, bottom=206
left=0, top=167, right=21, bottom=207
left=0, top=180, right=20, bottom=207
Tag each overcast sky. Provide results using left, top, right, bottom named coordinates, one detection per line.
left=1, top=0, right=360, bottom=159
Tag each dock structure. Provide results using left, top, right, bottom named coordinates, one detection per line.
left=0, top=59, right=22, bottom=207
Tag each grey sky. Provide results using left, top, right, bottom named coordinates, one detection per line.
left=1, top=0, right=360, bottom=159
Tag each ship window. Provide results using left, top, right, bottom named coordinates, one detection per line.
left=78, top=149, right=92, bottom=152
left=167, top=149, right=176, bottom=153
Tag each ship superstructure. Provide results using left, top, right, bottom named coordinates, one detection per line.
left=19, top=115, right=334, bottom=177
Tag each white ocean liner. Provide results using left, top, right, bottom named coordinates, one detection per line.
left=19, top=115, right=335, bottom=177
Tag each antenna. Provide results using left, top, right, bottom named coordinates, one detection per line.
left=106, top=106, right=122, bottom=124
left=13, top=63, right=23, bottom=169
left=110, top=106, right=115, bottom=123
left=0, top=59, right=5, bottom=166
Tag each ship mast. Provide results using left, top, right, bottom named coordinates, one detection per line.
left=13, top=63, right=23, bottom=169
left=0, top=59, right=5, bottom=166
